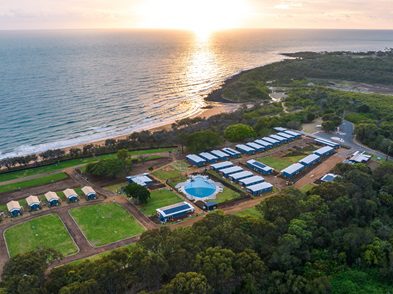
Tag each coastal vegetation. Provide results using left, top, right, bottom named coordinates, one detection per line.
left=224, top=123, right=256, bottom=142
left=3, top=162, right=393, bottom=293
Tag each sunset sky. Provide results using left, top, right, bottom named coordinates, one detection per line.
left=1, top=0, right=393, bottom=31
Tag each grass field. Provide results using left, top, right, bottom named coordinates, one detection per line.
left=4, top=214, right=78, bottom=257
left=139, top=189, right=182, bottom=216
left=70, top=203, right=145, bottom=246
left=0, top=148, right=174, bottom=183
left=0, top=173, right=69, bottom=194
left=216, top=187, right=241, bottom=204
left=235, top=207, right=261, bottom=219
left=257, top=154, right=306, bottom=171
left=299, top=183, right=317, bottom=193
left=152, top=160, right=188, bottom=185
left=104, top=183, right=127, bottom=195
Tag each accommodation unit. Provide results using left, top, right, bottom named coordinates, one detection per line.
left=262, top=137, right=280, bottom=146
left=210, top=161, right=233, bottom=171
left=220, top=166, right=244, bottom=177
left=82, top=186, right=97, bottom=200
left=284, top=130, right=301, bottom=139
left=156, top=201, right=194, bottom=223
left=247, top=182, right=273, bottom=196
left=277, top=132, right=294, bottom=141
left=63, top=188, right=79, bottom=203
left=314, top=146, right=335, bottom=157
left=229, top=171, right=254, bottom=181
left=222, top=147, right=241, bottom=158
left=321, top=173, right=338, bottom=183
left=299, top=154, right=320, bottom=166
left=199, top=152, right=219, bottom=163
left=274, top=127, right=288, bottom=132
left=349, top=151, right=371, bottom=163
left=186, top=154, right=207, bottom=167
left=127, top=173, right=154, bottom=187
left=314, top=138, right=340, bottom=149
left=45, top=191, right=60, bottom=207
left=281, top=163, right=305, bottom=178
left=270, top=134, right=288, bottom=143
left=236, top=144, right=256, bottom=155
left=196, top=200, right=218, bottom=211
left=238, top=175, right=265, bottom=187
left=26, top=195, right=41, bottom=211
left=210, top=150, right=230, bottom=160
left=255, top=139, right=273, bottom=149
left=246, top=142, right=265, bottom=152
left=7, top=201, right=22, bottom=217
left=247, top=159, right=274, bottom=174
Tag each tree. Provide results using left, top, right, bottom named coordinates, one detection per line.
left=117, top=149, right=132, bottom=173
left=185, top=130, right=222, bottom=153
left=123, top=183, right=150, bottom=204
left=224, top=123, right=256, bottom=142
left=160, top=272, right=211, bottom=294
left=85, top=158, right=123, bottom=178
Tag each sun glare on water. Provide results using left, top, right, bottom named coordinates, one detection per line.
left=136, top=0, right=251, bottom=40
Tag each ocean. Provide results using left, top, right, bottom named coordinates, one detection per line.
left=1, top=29, right=393, bottom=159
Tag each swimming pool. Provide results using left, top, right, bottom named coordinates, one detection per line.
left=176, top=175, right=222, bottom=201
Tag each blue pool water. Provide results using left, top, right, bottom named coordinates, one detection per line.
left=184, top=176, right=217, bottom=198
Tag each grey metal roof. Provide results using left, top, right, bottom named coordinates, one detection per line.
left=247, top=182, right=273, bottom=192
left=281, top=163, right=304, bottom=175
left=186, top=154, right=206, bottom=163
left=220, top=166, right=244, bottom=175
left=314, top=146, right=334, bottom=155
left=299, top=154, right=320, bottom=165
left=210, top=161, right=233, bottom=170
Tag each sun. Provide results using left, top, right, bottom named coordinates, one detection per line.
left=136, top=0, right=250, bottom=39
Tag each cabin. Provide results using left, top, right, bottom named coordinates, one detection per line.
left=199, top=152, right=219, bottom=163
left=186, top=154, right=207, bottom=167
left=281, top=163, right=305, bottom=178
left=236, top=144, right=256, bottom=155
left=299, top=154, right=320, bottom=166
left=220, top=166, right=244, bottom=177
left=314, top=146, right=335, bottom=157
left=262, top=136, right=280, bottom=146
left=270, top=134, right=288, bottom=143
left=156, top=201, right=195, bottom=223
left=255, top=139, right=273, bottom=149
left=247, top=182, right=273, bottom=196
left=284, top=130, right=301, bottom=139
left=210, top=150, right=230, bottom=161
left=127, top=173, right=154, bottom=187
left=274, top=127, right=288, bottom=132
left=246, top=142, right=265, bottom=152
left=238, top=175, right=265, bottom=187
left=26, top=195, right=41, bottom=211
left=210, top=161, right=233, bottom=171
left=321, top=173, right=338, bottom=183
left=314, top=138, right=340, bottom=149
left=45, top=191, right=60, bottom=207
left=222, top=147, right=241, bottom=158
left=7, top=201, right=22, bottom=217
left=247, top=159, right=274, bottom=175
left=82, top=186, right=97, bottom=200
left=277, top=132, right=295, bottom=141
left=229, top=171, right=254, bottom=182
left=349, top=151, right=371, bottom=163
left=63, top=188, right=79, bottom=203
left=196, top=200, right=218, bottom=211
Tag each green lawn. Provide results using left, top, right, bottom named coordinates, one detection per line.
left=299, top=183, right=317, bottom=193
left=235, top=207, right=261, bottom=219
left=0, top=173, right=69, bottom=194
left=152, top=160, right=188, bottom=184
left=4, top=214, right=78, bottom=257
left=70, top=203, right=145, bottom=246
left=0, top=148, right=174, bottom=183
left=215, top=187, right=241, bottom=204
left=257, top=155, right=306, bottom=171
left=104, top=183, right=127, bottom=195
left=139, top=189, right=183, bottom=216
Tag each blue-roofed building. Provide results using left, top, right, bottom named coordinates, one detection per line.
left=321, top=173, right=338, bottom=183
left=156, top=202, right=195, bottom=223
left=299, top=154, right=320, bottom=166
left=281, top=163, right=305, bottom=178
left=284, top=130, right=301, bottom=138
left=222, top=147, right=241, bottom=158
left=238, top=175, right=264, bottom=187
left=255, top=139, right=273, bottom=149
left=220, top=166, right=244, bottom=177
left=210, top=161, right=233, bottom=171
left=246, top=142, right=265, bottom=152
left=197, top=200, right=218, bottom=211
left=199, top=152, right=219, bottom=163
left=270, top=134, right=288, bottom=143
left=127, top=173, right=154, bottom=187
left=277, top=132, right=294, bottom=141
left=314, top=146, right=335, bottom=157
left=210, top=150, right=230, bottom=160
left=186, top=154, right=207, bottom=167
left=262, top=137, right=280, bottom=146
left=247, top=182, right=273, bottom=196
left=229, top=171, right=254, bottom=181
left=236, top=144, right=256, bottom=155
left=247, top=159, right=274, bottom=174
